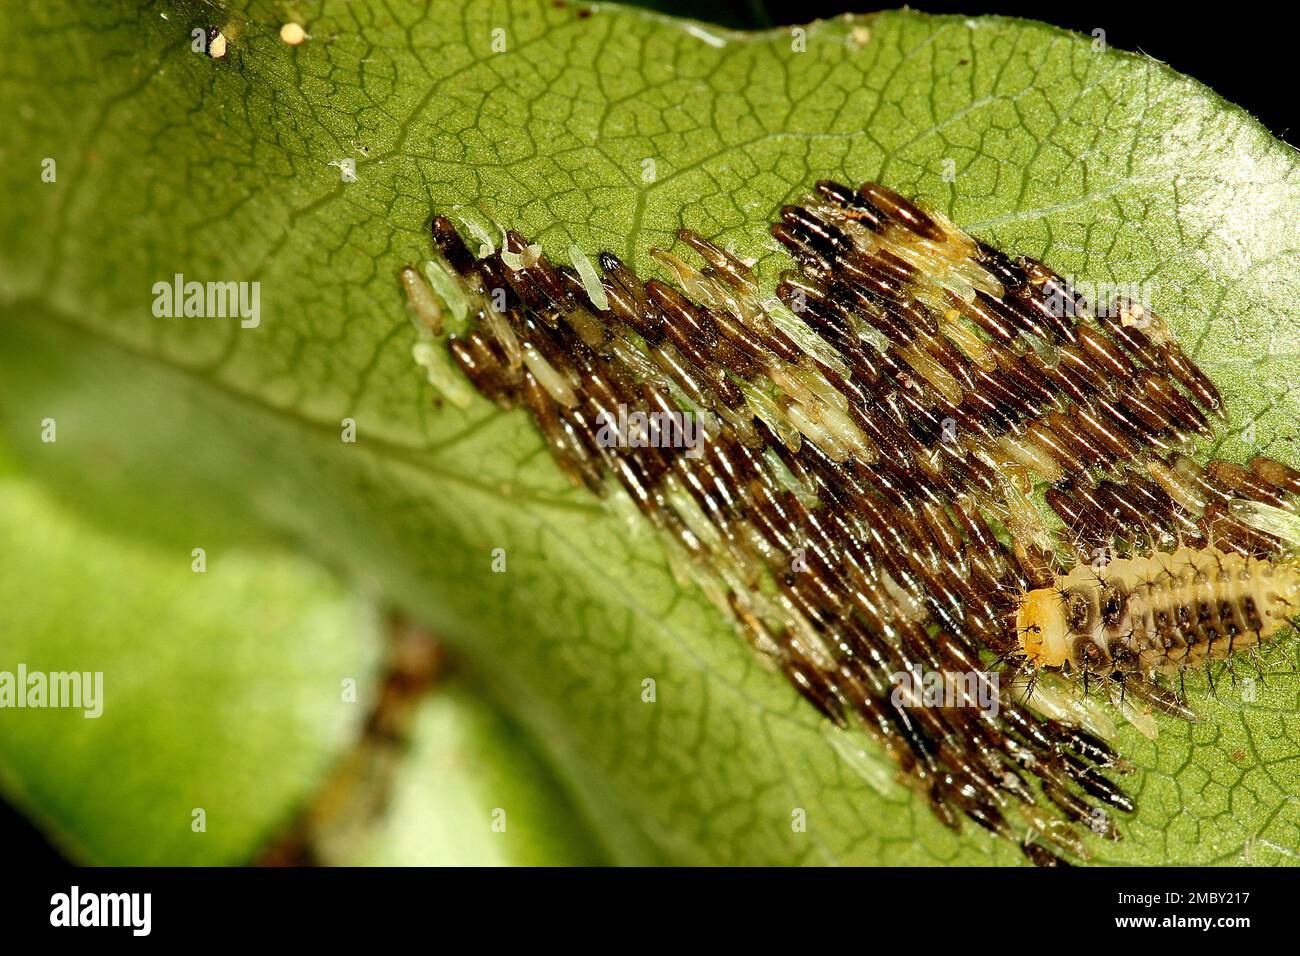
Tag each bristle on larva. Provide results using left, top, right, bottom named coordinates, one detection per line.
left=399, top=184, right=1299, bottom=866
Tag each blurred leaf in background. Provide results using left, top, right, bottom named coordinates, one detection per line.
left=317, top=679, right=609, bottom=866
left=0, top=446, right=384, bottom=865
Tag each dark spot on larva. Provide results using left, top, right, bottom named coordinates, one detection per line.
left=1196, top=600, right=1214, bottom=632
left=1104, top=639, right=1133, bottom=670
left=1078, top=638, right=1110, bottom=669
left=1242, top=596, right=1263, bottom=632
left=1100, top=585, right=1128, bottom=628
left=1154, top=606, right=1172, bottom=630
left=1219, top=600, right=1240, bottom=636
left=1066, top=590, right=1092, bottom=631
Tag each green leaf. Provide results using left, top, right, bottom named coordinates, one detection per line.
left=0, top=454, right=386, bottom=865
left=1, top=0, right=1297, bottom=864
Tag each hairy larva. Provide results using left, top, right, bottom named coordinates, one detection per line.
left=400, top=182, right=1298, bottom=866
left=1015, top=547, right=1300, bottom=734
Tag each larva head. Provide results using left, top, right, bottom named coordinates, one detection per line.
left=1016, top=588, right=1070, bottom=668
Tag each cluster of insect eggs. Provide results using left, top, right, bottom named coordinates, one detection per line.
left=399, top=181, right=1299, bottom=864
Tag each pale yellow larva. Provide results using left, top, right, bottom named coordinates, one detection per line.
left=1016, top=545, right=1300, bottom=679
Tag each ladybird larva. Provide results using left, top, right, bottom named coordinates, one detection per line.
left=1015, top=546, right=1300, bottom=731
